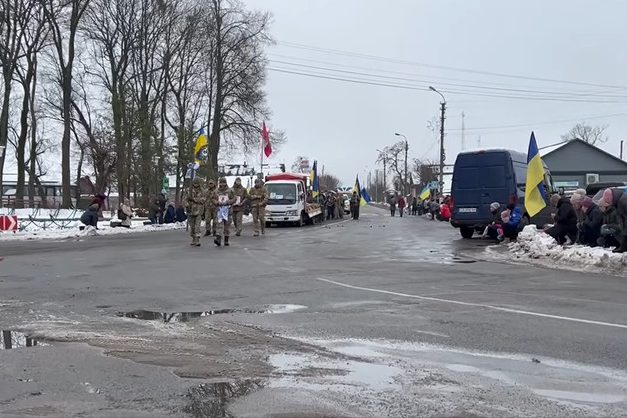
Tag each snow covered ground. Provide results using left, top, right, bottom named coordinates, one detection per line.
left=0, top=208, right=252, bottom=241
left=486, top=225, right=627, bottom=275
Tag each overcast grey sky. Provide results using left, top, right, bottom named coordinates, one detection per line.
left=246, top=0, right=627, bottom=187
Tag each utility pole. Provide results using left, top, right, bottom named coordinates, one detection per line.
left=395, top=133, right=408, bottom=195
left=461, top=111, right=465, bottom=151
left=429, top=87, right=446, bottom=194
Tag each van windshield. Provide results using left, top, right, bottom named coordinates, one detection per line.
left=267, top=184, right=297, bottom=205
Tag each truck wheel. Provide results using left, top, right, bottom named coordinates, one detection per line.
left=297, top=213, right=305, bottom=227
left=460, top=227, right=474, bottom=239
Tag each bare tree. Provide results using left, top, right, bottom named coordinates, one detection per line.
left=13, top=2, right=47, bottom=207
left=412, top=158, right=438, bottom=187
left=82, top=0, right=138, bottom=200
left=204, top=0, right=273, bottom=179
left=0, top=0, right=29, bottom=206
left=42, top=0, right=92, bottom=208
left=319, top=173, right=340, bottom=192
left=379, top=141, right=407, bottom=193
left=561, top=122, right=609, bottom=145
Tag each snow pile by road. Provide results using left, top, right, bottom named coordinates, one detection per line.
left=501, top=225, right=627, bottom=274
left=0, top=219, right=186, bottom=241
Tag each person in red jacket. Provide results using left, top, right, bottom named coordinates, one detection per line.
left=439, top=202, right=451, bottom=221
left=397, top=195, right=406, bottom=217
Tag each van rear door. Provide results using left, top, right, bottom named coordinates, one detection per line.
left=452, top=151, right=514, bottom=224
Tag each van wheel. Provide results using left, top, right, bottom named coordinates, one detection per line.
left=265, top=221, right=271, bottom=228
left=460, top=227, right=474, bottom=239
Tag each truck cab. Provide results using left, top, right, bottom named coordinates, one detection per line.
left=265, top=173, right=310, bottom=226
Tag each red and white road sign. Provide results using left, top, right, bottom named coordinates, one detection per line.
left=0, top=215, right=18, bottom=231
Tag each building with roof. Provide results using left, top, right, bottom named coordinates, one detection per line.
left=541, top=139, right=627, bottom=191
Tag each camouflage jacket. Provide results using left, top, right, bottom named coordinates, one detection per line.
left=187, top=183, right=206, bottom=216
left=248, top=185, right=268, bottom=208
left=205, top=185, right=217, bottom=209
left=231, top=185, right=249, bottom=212
left=211, top=187, right=236, bottom=208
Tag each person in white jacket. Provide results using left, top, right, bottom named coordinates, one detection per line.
left=119, top=199, right=133, bottom=228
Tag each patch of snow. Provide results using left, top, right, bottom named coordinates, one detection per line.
left=489, top=225, right=627, bottom=275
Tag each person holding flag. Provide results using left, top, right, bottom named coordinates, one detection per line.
left=351, top=175, right=367, bottom=220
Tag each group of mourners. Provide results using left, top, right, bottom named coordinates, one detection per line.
left=321, top=190, right=363, bottom=221
left=387, top=193, right=453, bottom=222
left=186, top=176, right=268, bottom=247
left=544, top=188, right=627, bottom=251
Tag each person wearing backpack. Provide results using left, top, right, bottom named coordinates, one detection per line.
left=118, top=199, right=133, bottom=228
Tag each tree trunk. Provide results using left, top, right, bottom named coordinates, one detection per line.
left=0, top=73, right=13, bottom=208
left=61, top=65, right=73, bottom=208
left=28, top=61, right=39, bottom=208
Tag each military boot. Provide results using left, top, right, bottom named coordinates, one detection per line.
left=224, top=236, right=230, bottom=246
left=214, top=236, right=222, bottom=247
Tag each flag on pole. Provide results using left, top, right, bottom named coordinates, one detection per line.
left=309, top=160, right=319, bottom=198
left=419, top=186, right=431, bottom=201
left=524, top=131, right=547, bottom=217
left=353, top=175, right=367, bottom=206
left=262, top=122, right=272, bottom=158
left=194, top=128, right=208, bottom=164
left=361, top=188, right=372, bottom=203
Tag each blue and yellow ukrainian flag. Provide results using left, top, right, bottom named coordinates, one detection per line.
left=309, top=160, right=319, bottom=198
left=194, top=128, right=208, bottom=164
left=419, top=186, right=431, bottom=201
left=525, top=131, right=547, bottom=217
left=353, top=175, right=367, bottom=206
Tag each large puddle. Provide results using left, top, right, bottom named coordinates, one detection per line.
left=117, top=304, right=306, bottom=323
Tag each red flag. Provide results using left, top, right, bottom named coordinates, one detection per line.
left=262, top=122, right=272, bottom=157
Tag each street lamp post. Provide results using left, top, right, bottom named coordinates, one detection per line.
left=429, top=86, right=446, bottom=194
left=376, top=148, right=387, bottom=196
left=395, top=133, right=408, bottom=195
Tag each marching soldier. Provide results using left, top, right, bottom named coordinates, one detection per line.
left=204, top=179, right=217, bottom=237
left=186, top=177, right=206, bottom=246
left=212, top=177, right=235, bottom=247
left=231, top=177, right=248, bottom=236
left=249, top=178, right=268, bottom=236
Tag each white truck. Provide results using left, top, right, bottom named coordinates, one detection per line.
left=264, top=173, right=323, bottom=227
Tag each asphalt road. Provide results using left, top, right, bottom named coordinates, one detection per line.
left=1, top=206, right=626, bottom=417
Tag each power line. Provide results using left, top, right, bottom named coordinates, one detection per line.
left=449, top=111, right=627, bottom=132
left=269, top=59, right=627, bottom=99
left=268, top=66, right=627, bottom=103
left=276, top=40, right=627, bottom=90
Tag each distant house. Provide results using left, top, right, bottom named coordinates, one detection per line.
left=542, top=139, right=627, bottom=191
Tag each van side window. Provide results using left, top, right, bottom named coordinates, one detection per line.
left=513, top=163, right=527, bottom=186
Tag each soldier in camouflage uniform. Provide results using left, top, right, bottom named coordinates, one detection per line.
left=186, top=177, right=206, bottom=246
left=231, top=177, right=248, bottom=236
left=249, top=178, right=268, bottom=236
left=204, top=179, right=217, bottom=237
left=212, top=177, right=235, bottom=247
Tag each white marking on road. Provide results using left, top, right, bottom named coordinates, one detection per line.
left=316, top=278, right=627, bottom=330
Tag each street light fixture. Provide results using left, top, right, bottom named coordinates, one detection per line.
left=394, top=133, right=409, bottom=196
left=429, top=86, right=447, bottom=194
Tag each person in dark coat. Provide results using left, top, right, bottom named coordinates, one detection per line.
left=546, top=194, right=578, bottom=244
left=411, top=196, right=418, bottom=215
left=397, top=195, right=406, bottom=217
left=597, top=195, right=622, bottom=248
left=350, top=191, right=360, bottom=220
left=155, top=193, right=167, bottom=224
left=602, top=188, right=627, bottom=253
left=90, top=193, right=107, bottom=220
left=578, top=197, right=602, bottom=247
left=175, top=204, right=187, bottom=223
left=80, top=204, right=99, bottom=228
left=389, top=195, right=397, bottom=217
left=163, top=202, right=176, bottom=224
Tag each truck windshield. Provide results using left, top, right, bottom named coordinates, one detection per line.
left=267, top=184, right=297, bottom=205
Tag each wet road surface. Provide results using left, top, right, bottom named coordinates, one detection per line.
left=1, top=206, right=626, bottom=416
